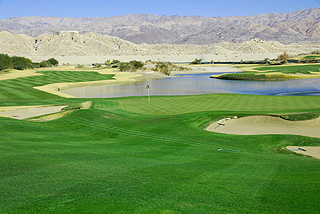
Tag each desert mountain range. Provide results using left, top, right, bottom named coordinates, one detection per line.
left=0, top=8, right=320, bottom=45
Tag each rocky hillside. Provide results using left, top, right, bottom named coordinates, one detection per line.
left=0, top=31, right=210, bottom=56
left=1, top=31, right=319, bottom=57
left=0, top=8, right=319, bottom=45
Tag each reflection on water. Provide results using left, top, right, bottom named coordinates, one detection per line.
left=63, top=73, right=320, bottom=98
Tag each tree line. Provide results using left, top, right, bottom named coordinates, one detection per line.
left=0, top=54, right=58, bottom=71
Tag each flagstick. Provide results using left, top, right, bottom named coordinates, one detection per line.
left=148, top=88, right=150, bottom=103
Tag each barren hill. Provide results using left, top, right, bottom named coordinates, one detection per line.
left=0, top=8, right=320, bottom=45
left=1, top=31, right=320, bottom=61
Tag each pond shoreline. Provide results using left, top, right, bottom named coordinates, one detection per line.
left=35, top=66, right=240, bottom=98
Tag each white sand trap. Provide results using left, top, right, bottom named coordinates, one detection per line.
left=287, top=146, right=320, bottom=159
left=206, top=116, right=320, bottom=138
left=0, top=105, right=67, bottom=120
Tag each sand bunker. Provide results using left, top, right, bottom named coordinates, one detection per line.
left=206, top=115, right=320, bottom=138
left=0, top=105, right=66, bottom=120
left=287, top=146, right=320, bottom=159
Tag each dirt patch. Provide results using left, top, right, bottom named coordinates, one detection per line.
left=287, top=146, right=320, bottom=159
left=206, top=115, right=320, bottom=138
left=0, top=105, right=67, bottom=120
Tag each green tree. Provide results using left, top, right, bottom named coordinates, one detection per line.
left=11, top=56, right=33, bottom=70
left=40, top=60, right=50, bottom=68
left=32, top=62, right=41, bottom=68
left=0, top=54, right=13, bottom=70
left=47, top=58, right=59, bottom=66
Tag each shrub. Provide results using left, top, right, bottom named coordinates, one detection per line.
left=76, top=64, right=85, bottom=68
left=152, top=62, right=189, bottom=76
left=105, top=60, right=111, bottom=66
left=277, top=52, right=290, bottom=63
left=119, top=60, right=144, bottom=72
left=191, top=58, right=202, bottom=64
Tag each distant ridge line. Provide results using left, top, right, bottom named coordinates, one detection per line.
left=0, top=8, right=319, bottom=45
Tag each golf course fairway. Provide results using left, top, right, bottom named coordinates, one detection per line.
left=0, top=68, right=319, bottom=213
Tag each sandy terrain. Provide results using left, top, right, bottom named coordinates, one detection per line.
left=206, top=115, right=320, bottom=139
left=25, top=53, right=284, bottom=65
left=0, top=105, right=67, bottom=120
left=287, top=146, right=320, bottom=159
left=0, top=70, right=42, bottom=81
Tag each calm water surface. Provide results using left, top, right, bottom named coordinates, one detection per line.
left=63, top=72, right=320, bottom=98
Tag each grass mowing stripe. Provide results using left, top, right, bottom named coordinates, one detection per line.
left=0, top=70, right=114, bottom=102
left=115, top=94, right=320, bottom=115
left=65, top=113, right=280, bottom=157
left=65, top=116, right=223, bottom=150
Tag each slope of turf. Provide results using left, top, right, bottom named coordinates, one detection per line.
left=0, top=69, right=319, bottom=213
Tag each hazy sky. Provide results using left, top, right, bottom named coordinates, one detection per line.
left=0, top=0, right=319, bottom=19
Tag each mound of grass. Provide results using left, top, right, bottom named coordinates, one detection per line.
left=277, top=112, right=320, bottom=121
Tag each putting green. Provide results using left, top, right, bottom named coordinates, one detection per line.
left=110, top=94, right=320, bottom=115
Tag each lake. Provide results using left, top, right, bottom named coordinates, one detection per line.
left=62, top=72, right=320, bottom=98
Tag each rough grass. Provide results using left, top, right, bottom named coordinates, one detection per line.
left=0, top=69, right=320, bottom=213
left=277, top=112, right=320, bottom=121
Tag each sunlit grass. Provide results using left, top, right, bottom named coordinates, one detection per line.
left=0, top=69, right=319, bottom=213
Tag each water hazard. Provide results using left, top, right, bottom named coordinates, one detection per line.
left=63, top=72, right=320, bottom=98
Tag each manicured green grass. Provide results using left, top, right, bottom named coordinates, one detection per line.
left=0, top=69, right=320, bottom=213
left=109, top=94, right=320, bottom=115
left=304, top=55, right=320, bottom=59
left=253, top=64, right=320, bottom=74
left=0, top=70, right=114, bottom=103
left=214, top=64, right=320, bottom=80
